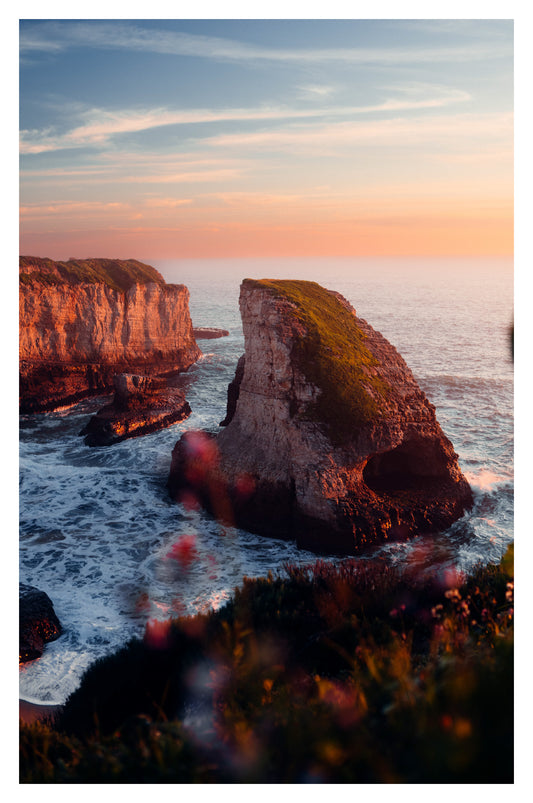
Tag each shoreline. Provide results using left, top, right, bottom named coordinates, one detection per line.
left=19, top=698, right=63, bottom=726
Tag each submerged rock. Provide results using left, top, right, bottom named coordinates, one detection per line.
left=168, top=279, right=473, bottom=554
left=80, top=373, right=191, bottom=446
left=20, top=584, right=62, bottom=663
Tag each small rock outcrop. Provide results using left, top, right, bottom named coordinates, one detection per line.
left=80, top=373, right=191, bottom=446
left=193, top=327, right=230, bottom=340
left=168, top=279, right=473, bottom=555
left=19, top=257, right=201, bottom=413
left=20, top=584, right=62, bottom=663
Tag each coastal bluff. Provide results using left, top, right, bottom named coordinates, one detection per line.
left=19, top=257, right=201, bottom=413
left=168, top=279, right=473, bottom=554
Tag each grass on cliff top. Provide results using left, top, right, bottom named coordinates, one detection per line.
left=19, top=545, right=514, bottom=783
left=244, top=278, right=389, bottom=440
left=19, top=257, right=166, bottom=293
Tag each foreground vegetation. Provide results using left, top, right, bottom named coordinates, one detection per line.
left=20, top=545, right=513, bottom=783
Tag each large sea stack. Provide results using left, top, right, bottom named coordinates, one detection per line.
left=19, top=257, right=201, bottom=413
left=168, top=279, right=473, bottom=555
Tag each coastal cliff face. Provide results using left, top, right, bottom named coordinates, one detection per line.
left=169, top=279, right=473, bottom=555
left=19, top=257, right=201, bottom=412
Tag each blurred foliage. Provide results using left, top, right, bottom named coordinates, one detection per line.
left=20, top=544, right=513, bottom=783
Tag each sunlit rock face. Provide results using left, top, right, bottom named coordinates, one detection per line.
left=168, top=279, right=473, bottom=555
left=19, top=257, right=201, bottom=412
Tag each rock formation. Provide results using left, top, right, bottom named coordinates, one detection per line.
left=20, top=584, right=62, bottom=663
left=193, top=327, right=230, bottom=339
left=168, top=279, right=473, bottom=555
left=80, top=373, right=191, bottom=446
left=19, top=257, right=201, bottom=413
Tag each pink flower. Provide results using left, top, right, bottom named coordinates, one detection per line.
left=166, top=535, right=198, bottom=570
left=144, top=618, right=171, bottom=649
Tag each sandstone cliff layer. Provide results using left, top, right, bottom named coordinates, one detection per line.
left=20, top=257, right=201, bottom=412
left=168, top=279, right=473, bottom=555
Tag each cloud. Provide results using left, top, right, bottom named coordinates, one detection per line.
left=20, top=200, right=130, bottom=217
left=19, top=84, right=471, bottom=154
left=19, top=20, right=512, bottom=66
left=205, top=111, right=513, bottom=154
left=142, top=197, right=193, bottom=208
left=296, top=85, right=338, bottom=99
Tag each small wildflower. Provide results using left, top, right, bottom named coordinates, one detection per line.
left=144, top=618, right=171, bottom=649
left=444, top=588, right=462, bottom=602
left=455, top=718, right=472, bottom=738
left=166, top=534, right=198, bottom=570
left=441, top=714, right=453, bottom=731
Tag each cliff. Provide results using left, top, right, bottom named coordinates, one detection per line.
left=168, top=279, right=473, bottom=555
left=19, top=257, right=201, bottom=413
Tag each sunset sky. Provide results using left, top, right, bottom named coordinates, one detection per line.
left=19, top=17, right=514, bottom=260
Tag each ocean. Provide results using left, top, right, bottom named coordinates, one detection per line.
left=19, top=257, right=514, bottom=705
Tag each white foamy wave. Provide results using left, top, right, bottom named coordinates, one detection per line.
left=464, top=468, right=512, bottom=492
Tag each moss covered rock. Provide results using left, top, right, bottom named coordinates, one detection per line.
left=169, top=279, right=473, bottom=554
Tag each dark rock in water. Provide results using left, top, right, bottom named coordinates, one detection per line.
left=219, top=354, right=245, bottom=426
left=80, top=373, right=191, bottom=446
left=20, top=584, right=62, bottom=663
left=168, top=279, right=474, bottom=555
left=193, top=327, right=230, bottom=339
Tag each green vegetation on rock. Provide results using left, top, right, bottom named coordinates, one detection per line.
left=244, top=278, right=390, bottom=441
left=19, top=257, right=167, bottom=293
left=20, top=545, right=514, bottom=783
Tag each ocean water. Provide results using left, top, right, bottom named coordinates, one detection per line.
left=19, top=257, right=513, bottom=705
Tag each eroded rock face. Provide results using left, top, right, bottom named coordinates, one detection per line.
left=80, top=373, right=191, bottom=446
left=20, top=584, right=62, bottom=663
left=168, top=279, right=473, bottom=555
left=19, top=257, right=201, bottom=413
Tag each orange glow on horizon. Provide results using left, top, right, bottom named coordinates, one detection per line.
left=20, top=212, right=513, bottom=261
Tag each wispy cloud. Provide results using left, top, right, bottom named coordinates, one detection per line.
left=20, top=84, right=470, bottom=154
left=20, top=200, right=130, bottom=217
left=296, top=84, right=338, bottom=99
left=19, top=21, right=512, bottom=65
left=205, top=111, right=513, bottom=154
left=143, top=197, right=193, bottom=208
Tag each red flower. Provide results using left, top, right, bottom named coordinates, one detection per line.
left=144, top=618, right=171, bottom=649
left=166, top=534, right=198, bottom=570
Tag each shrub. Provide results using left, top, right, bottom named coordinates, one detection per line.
left=20, top=544, right=514, bottom=783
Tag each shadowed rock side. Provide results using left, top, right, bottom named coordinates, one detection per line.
left=19, top=257, right=201, bottom=413
left=79, top=373, right=191, bottom=446
left=219, top=354, right=245, bottom=426
left=168, top=279, right=473, bottom=555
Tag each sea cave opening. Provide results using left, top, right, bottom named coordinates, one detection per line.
left=362, top=440, right=442, bottom=493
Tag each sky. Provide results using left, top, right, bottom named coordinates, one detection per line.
left=19, top=16, right=514, bottom=260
